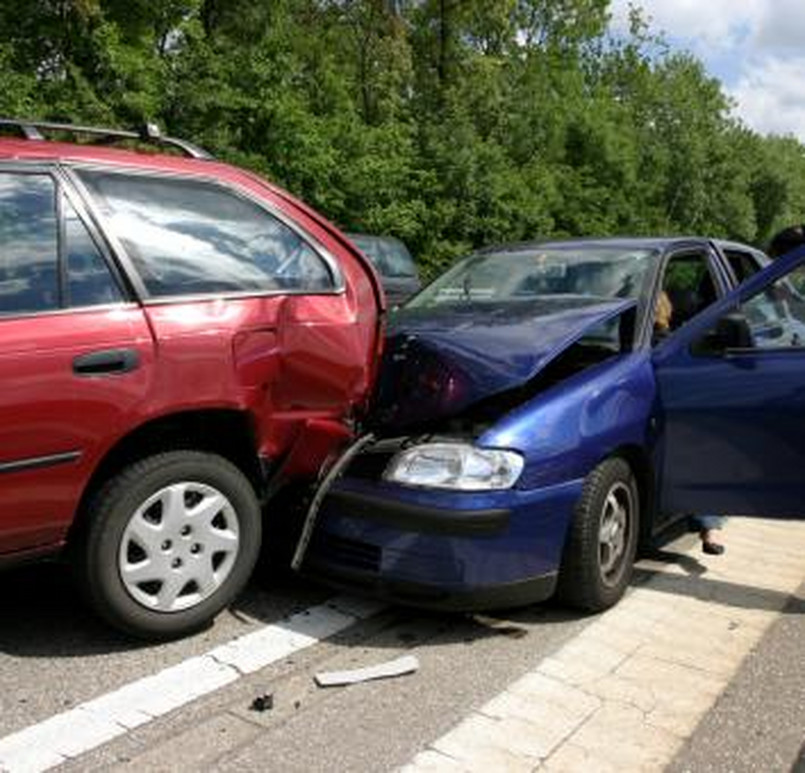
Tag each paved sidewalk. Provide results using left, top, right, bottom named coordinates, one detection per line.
left=402, top=518, right=805, bottom=772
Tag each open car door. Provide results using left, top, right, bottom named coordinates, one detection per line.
left=652, top=244, right=805, bottom=517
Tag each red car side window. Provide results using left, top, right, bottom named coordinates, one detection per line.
left=63, top=194, right=124, bottom=307
left=0, top=173, right=59, bottom=315
left=77, top=170, right=335, bottom=297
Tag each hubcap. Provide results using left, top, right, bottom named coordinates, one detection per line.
left=119, top=482, right=240, bottom=612
left=598, top=481, right=633, bottom=587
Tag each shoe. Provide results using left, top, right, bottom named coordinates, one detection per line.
left=702, top=541, right=725, bottom=555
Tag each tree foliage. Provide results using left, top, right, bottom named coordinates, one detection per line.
left=2, top=0, right=804, bottom=275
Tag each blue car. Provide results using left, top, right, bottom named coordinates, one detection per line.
left=295, top=237, right=805, bottom=612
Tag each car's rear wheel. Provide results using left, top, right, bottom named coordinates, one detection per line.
left=78, top=451, right=261, bottom=640
left=556, top=457, right=638, bottom=612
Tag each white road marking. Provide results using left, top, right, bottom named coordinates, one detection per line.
left=0, top=595, right=383, bottom=773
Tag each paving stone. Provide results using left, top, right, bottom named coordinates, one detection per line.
left=573, top=619, right=650, bottom=656
left=432, top=715, right=538, bottom=771
left=480, top=691, right=596, bottom=758
left=659, top=595, right=766, bottom=640
left=638, top=639, right=745, bottom=678
left=634, top=557, right=691, bottom=576
left=506, top=672, right=600, bottom=717
left=543, top=741, right=619, bottom=773
left=401, top=749, right=465, bottom=773
left=684, top=595, right=777, bottom=630
left=596, top=605, right=664, bottom=637
left=583, top=673, right=657, bottom=713
left=549, top=637, right=627, bottom=676
left=536, top=656, right=602, bottom=687
left=568, top=702, right=681, bottom=771
left=624, top=587, right=682, bottom=616
left=614, top=654, right=724, bottom=698
left=645, top=697, right=719, bottom=738
left=718, top=567, right=804, bottom=593
left=488, top=716, right=564, bottom=760
left=647, top=620, right=760, bottom=668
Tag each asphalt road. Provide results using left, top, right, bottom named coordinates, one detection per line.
left=2, top=526, right=803, bottom=773
left=0, top=557, right=590, bottom=771
left=0, top=560, right=330, bottom=740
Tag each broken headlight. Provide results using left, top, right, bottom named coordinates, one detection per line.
left=383, top=442, right=524, bottom=491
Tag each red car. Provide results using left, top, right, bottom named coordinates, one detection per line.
left=0, top=119, right=383, bottom=639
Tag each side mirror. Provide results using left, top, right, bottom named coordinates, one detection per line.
left=692, top=311, right=753, bottom=356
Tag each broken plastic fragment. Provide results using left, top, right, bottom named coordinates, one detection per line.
left=472, top=614, right=529, bottom=639
left=314, top=655, right=419, bottom=687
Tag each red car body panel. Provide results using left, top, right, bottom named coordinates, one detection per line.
left=0, top=137, right=384, bottom=560
left=0, top=306, right=155, bottom=551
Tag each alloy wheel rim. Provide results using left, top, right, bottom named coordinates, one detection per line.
left=118, top=481, right=240, bottom=612
left=598, top=481, right=633, bottom=587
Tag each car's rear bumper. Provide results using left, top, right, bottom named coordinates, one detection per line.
left=301, top=477, right=582, bottom=611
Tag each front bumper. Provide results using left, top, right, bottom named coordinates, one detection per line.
left=305, top=556, right=558, bottom=611
left=300, top=464, right=583, bottom=611
left=321, top=488, right=510, bottom=536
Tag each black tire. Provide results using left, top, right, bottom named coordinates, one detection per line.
left=77, top=451, right=262, bottom=640
left=556, top=457, right=639, bottom=612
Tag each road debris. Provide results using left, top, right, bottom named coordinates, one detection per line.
left=314, top=655, right=419, bottom=687
left=472, top=614, right=529, bottom=639
left=250, top=692, right=274, bottom=712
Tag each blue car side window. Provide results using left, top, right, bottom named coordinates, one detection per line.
left=742, top=265, right=805, bottom=349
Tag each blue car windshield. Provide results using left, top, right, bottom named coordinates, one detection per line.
left=408, top=247, right=657, bottom=308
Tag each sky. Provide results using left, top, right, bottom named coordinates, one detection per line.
left=609, top=0, right=805, bottom=141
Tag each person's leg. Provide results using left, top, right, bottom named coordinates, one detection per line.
left=694, top=515, right=725, bottom=555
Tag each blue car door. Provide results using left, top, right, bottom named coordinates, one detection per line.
left=652, top=245, right=805, bottom=517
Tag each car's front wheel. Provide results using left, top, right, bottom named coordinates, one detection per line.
left=78, top=451, right=261, bottom=640
left=556, top=457, right=639, bottom=612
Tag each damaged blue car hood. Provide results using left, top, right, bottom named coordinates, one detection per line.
left=372, top=297, right=636, bottom=429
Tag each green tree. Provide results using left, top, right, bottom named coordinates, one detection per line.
left=1, top=0, right=804, bottom=275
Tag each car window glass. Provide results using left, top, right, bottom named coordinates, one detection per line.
left=0, top=173, right=59, bottom=315
left=409, top=247, right=655, bottom=307
left=741, top=264, right=805, bottom=349
left=725, top=249, right=763, bottom=284
left=376, top=240, right=416, bottom=278
left=64, top=196, right=123, bottom=307
left=77, top=171, right=334, bottom=297
left=656, top=253, right=718, bottom=335
left=351, top=236, right=417, bottom=279
left=577, top=309, right=635, bottom=354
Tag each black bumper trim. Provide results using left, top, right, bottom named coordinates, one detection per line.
left=305, top=561, right=558, bottom=612
left=325, top=489, right=510, bottom=537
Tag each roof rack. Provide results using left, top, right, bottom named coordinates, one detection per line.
left=0, top=118, right=213, bottom=160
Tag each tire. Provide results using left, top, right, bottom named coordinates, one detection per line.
left=77, top=451, right=262, bottom=640
left=556, top=457, right=639, bottom=612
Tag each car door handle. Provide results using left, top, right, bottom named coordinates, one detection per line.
left=73, top=348, right=140, bottom=376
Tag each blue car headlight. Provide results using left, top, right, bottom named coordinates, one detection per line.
left=383, top=442, right=524, bottom=491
